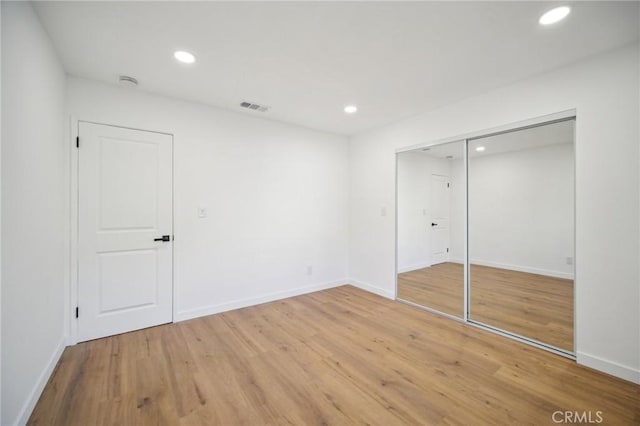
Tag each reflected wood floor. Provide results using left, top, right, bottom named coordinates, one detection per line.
left=470, top=264, right=573, bottom=351
left=398, top=262, right=465, bottom=318
left=398, top=263, right=573, bottom=351
left=30, top=286, right=637, bottom=426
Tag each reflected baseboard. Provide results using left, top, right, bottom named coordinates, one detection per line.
left=449, top=257, right=574, bottom=280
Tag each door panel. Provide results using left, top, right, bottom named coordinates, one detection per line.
left=467, top=119, right=575, bottom=353
left=98, top=250, right=158, bottom=313
left=78, top=122, right=173, bottom=342
left=396, top=142, right=465, bottom=319
left=99, top=138, right=159, bottom=230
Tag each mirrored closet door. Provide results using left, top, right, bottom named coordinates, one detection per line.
left=468, top=119, right=575, bottom=352
left=396, top=141, right=466, bottom=319
left=396, top=115, right=575, bottom=355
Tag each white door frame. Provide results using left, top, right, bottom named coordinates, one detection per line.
left=67, top=117, right=176, bottom=345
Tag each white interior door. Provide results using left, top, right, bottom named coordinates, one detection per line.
left=78, top=122, right=173, bottom=342
left=430, top=174, right=450, bottom=264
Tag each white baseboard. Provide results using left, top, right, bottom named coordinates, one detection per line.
left=175, top=279, right=348, bottom=322
left=448, top=257, right=573, bottom=280
left=14, top=337, right=66, bottom=426
left=397, top=261, right=431, bottom=274
left=577, top=352, right=640, bottom=384
left=348, top=279, right=395, bottom=300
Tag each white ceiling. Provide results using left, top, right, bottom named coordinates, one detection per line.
left=33, top=1, right=639, bottom=136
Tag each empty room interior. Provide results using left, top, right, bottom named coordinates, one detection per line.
left=1, top=1, right=639, bottom=425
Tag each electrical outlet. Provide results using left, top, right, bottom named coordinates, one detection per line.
left=566, top=257, right=573, bottom=265
left=198, top=207, right=207, bottom=218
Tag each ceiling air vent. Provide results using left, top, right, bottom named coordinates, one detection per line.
left=118, top=75, right=138, bottom=87
left=240, top=101, right=270, bottom=112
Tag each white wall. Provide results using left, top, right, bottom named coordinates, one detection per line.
left=397, top=152, right=454, bottom=272
left=398, top=142, right=573, bottom=283
left=66, top=77, right=349, bottom=324
left=349, top=44, right=640, bottom=383
left=465, top=143, right=574, bottom=278
left=1, top=2, right=67, bottom=425
left=0, top=4, right=3, bottom=423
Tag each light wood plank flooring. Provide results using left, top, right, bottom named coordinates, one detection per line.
left=29, top=286, right=637, bottom=425
left=398, top=263, right=573, bottom=351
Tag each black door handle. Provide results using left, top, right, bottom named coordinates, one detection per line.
left=154, top=235, right=171, bottom=242
left=431, top=223, right=438, bottom=227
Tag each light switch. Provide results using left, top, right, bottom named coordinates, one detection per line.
left=198, top=207, right=207, bottom=218
left=381, top=206, right=387, bottom=217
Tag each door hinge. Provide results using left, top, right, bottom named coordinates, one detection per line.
left=76, top=136, right=79, bottom=148
left=75, top=306, right=79, bottom=318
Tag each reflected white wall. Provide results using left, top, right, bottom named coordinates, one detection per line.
left=467, top=143, right=574, bottom=278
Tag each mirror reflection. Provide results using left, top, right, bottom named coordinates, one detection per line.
left=468, top=120, right=575, bottom=352
left=397, top=141, right=465, bottom=318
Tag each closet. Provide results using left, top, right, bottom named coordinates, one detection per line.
left=396, top=113, right=575, bottom=356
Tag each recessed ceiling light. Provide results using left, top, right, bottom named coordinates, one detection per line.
left=174, top=50, right=196, bottom=64
left=539, top=6, right=571, bottom=26
left=344, top=105, right=358, bottom=114
left=475, top=146, right=486, bottom=152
